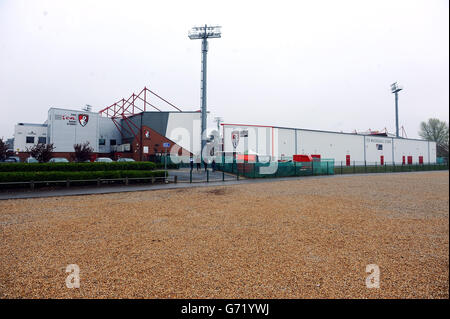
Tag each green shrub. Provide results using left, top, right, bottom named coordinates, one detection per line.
left=0, top=170, right=166, bottom=183
left=155, top=162, right=179, bottom=169
left=0, top=161, right=157, bottom=172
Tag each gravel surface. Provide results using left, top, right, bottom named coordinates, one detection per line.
left=0, top=171, right=448, bottom=298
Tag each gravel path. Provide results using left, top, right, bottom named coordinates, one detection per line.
left=0, top=171, right=448, bottom=298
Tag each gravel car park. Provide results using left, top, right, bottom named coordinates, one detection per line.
left=0, top=171, right=448, bottom=298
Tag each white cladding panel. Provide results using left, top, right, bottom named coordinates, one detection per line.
left=47, top=108, right=121, bottom=153
left=223, top=125, right=273, bottom=156
left=429, top=141, right=437, bottom=163
left=223, top=124, right=434, bottom=164
left=277, top=128, right=296, bottom=157
left=48, top=108, right=99, bottom=152
left=364, top=136, right=393, bottom=163
left=166, top=112, right=202, bottom=155
left=99, top=117, right=122, bottom=153
left=297, top=130, right=365, bottom=162
left=13, top=124, right=48, bottom=152
left=393, top=138, right=430, bottom=164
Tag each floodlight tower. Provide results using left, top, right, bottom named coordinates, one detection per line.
left=189, top=25, right=221, bottom=159
left=391, top=82, right=403, bottom=138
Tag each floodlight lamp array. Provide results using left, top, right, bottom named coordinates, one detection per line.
left=188, top=25, right=222, bottom=39
left=391, top=82, right=403, bottom=93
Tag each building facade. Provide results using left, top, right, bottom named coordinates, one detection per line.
left=11, top=107, right=437, bottom=164
left=222, top=124, right=437, bottom=165
left=13, top=123, right=48, bottom=153
left=12, top=108, right=202, bottom=161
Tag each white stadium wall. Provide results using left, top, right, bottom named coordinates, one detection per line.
left=166, top=112, right=202, bottom=155
left=13, top=123, right=48, bottom=152
left=277, top=128, right=296, bottom=157
left=364, top=136, right=394, bottom=164
left=223, top=125, right=273, bottom=156
left=47, top=108, right=121, bottom=154
left=429, top=142, right=437, bottom=163
left=48, top=108, right=100, bottom=153
left=222, top=124, right=437, bottom=164
left=98, top=117, right=122, bottom=153
left=393, top=138, right=433, bottom=164
left=297, top=129, right=365, bottom=162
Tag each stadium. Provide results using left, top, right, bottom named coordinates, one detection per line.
left=11, top=86, right=437, bottom=165
left=1, top=3, right=448, bottom=302
left=12, top=88, right=202, bottom=162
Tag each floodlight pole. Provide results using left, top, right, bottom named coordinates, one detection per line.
left=189, top=24, right=221, bottom=162
left=395, top=91, right=399, bottom=138
left=201, top=26, right=208, bottom=160
left=391, top=82, right=403, bottom=138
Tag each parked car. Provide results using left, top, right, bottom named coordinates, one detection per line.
left=95, top=157, right=114, bottom=163
left=0, top=156, right=20, bottom=163
left=49, top=157, right=70, bottom=163
left=25, top=157, right=39, bottom=163
left=117, top=158, right=135, bottom=162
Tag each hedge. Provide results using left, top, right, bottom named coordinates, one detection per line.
left=0, top=170, right=166, bottom=183
left=0, top=161, right=157, bottom=173
left=155, top=162, right=180, bottom=170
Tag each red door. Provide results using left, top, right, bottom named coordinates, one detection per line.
left=407, top=156, right=413, bottom=165
left=402, top=156, right=405, bottom=165
left=380, top=155, right=384, bottom=166
left=419, top=156, right=423, bottom=164
left=346, top=155, right=351, bottom=166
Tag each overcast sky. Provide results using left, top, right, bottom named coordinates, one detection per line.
left=0, top=0, right=448, bottom=139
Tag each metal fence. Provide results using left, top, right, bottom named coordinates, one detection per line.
left=333, top=161, right=449, bottom=175
left=1, top=160, right=447, bottom=190
left=0, top=176, right=176, bottom=191
left=216, top=159, right=335, bottom=178
left=156, top=155, right=449, bottom=183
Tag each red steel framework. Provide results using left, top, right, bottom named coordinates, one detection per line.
left=99, top=87, right=182, bottom=141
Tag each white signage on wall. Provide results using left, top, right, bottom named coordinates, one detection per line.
left=55, top=113, right=78, bottom=126
left=367, top=138, right=391, bottom=144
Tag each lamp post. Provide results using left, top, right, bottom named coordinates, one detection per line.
left=189, top=25, right=222, bottom=161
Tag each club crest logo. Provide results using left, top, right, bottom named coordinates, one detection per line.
left=78, top=114, right=89, bottom=127
left=144, top=130, right=150, bottom=138
left=231, top=130, right=240, bottom=148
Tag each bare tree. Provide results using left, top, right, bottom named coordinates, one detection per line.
left=27, top=143, right=55, bottom=163
left=0, top=138, right=7, bottom=161
left=73, top=142, right=94, bottom=162
left=419, top=118, right=449, bottom=157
